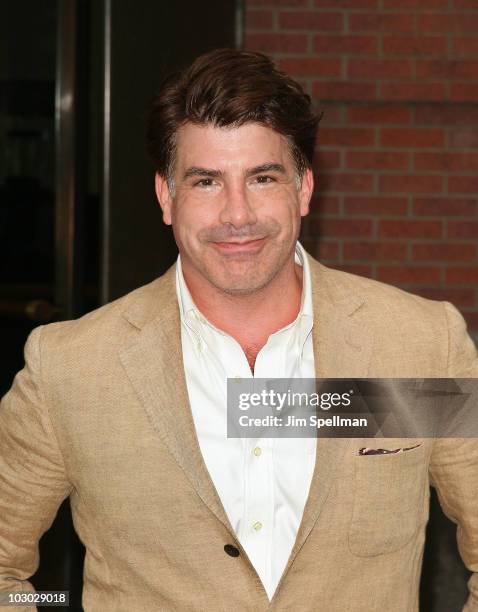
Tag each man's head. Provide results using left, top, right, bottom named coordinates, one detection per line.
left=147, top=48, right=320, bottom=296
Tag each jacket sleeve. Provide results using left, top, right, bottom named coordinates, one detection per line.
left=0, top=326, right=72, bottom=609
left=429, top=302, right=478, bottom=612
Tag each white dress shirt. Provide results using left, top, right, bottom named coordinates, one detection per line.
left=176, top=241, right=316, bottom=601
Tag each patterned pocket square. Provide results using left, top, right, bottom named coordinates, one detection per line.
left=358, top=444, right=421, bottom=456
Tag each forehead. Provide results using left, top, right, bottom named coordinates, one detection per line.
left=174, top=122, right=292, bottom=170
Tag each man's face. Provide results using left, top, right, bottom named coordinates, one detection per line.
left=156, top=122, right=313, bottom=295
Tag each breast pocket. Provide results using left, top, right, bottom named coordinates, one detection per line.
left=348, top=444, right=428, bottom=557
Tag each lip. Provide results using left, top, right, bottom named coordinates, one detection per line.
left=211, top=237, right=266, bottom=253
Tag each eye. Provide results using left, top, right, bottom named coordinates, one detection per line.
left=255, top=175, right=275, bottom=184
left=194, top=178, right=216, bottom=188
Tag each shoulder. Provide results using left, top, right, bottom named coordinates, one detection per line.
left=307, top=253, right=478, bottom=375
left=35, top=263, right=177, bottom=354
left=307, top=254, right=457, bottom=367
left=308, top=254, right=445, bottom=322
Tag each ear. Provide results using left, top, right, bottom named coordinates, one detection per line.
left=154, top=173, right=173, bottom=226
left=299, top=167, right=314, bottom=217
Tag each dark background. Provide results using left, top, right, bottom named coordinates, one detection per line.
left=0, top=0, right=475, bottom=610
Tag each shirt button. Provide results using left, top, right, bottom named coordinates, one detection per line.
left=253, top=447, right=262, bottom=457
left=253, top=521, right=263, bottom=531
left=224, top=544, right=240, bottom=557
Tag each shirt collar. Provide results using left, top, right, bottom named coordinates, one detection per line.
left=175, top=240, right=313, bottom=333
left=295, top=240, right=313, bottom=319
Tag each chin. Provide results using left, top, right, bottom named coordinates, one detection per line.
left=195, top=244, right=292, bottom=295
left=208, top=268, right=280, bottom=296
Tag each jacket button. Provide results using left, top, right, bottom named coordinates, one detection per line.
left=224, top=544, right=240, bottom=557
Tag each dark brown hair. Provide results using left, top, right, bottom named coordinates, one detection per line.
left=146, top=48, right=320, bottom=181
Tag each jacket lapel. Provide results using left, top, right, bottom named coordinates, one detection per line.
left=118, top=264, right=235, bottom=534
left=274, top=256, right=375, bottom=594
left=309, top=257, right=375, bottom=380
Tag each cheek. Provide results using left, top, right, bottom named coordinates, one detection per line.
left=264, top=194, right=302, bottom=225
left=172, top=199, right=217, bottom=243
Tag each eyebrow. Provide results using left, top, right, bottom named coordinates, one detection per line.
left=183, top=167, right=222, bottom=180
left=182, top=163, right=286, bottom=181
left=246, top=163, right=286, bottom=177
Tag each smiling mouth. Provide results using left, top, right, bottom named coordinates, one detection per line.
left=211, top=237, right=267, bottom=253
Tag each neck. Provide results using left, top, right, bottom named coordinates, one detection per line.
left=181, top=256, right=303, bottom=363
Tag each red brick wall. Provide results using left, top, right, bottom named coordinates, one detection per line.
left=244, top=0, right=478, bottom=337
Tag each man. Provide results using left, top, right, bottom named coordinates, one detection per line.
left=1, top=48, right=477, bottom=611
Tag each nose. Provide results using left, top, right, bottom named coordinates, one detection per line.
left=219, top=184, right=258, bottom=228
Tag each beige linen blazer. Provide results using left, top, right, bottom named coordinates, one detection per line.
left=1, top=253, right=478, bottom=612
